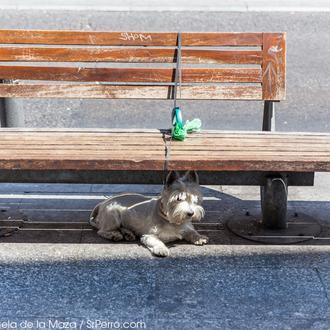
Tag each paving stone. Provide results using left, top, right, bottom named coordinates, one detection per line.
left=0, top=183, right=92, bottom=193
left=0, top=259, right=155, bottom=319
left=15, top=210, right=90, bottom=222
left=151, top=317, right=330, bottom=330
left=153, top=261, right=329, bottom=320
left=0, top=229, right=82, bottom=243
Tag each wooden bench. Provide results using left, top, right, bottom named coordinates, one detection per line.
left=0, top=29, right=329, bottom=235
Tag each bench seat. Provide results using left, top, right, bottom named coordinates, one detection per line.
left=0, top=129, right=166, bottom=171
left=0, top=129, right=329, bottom=173
left=168, top=131, right=330, bottom=172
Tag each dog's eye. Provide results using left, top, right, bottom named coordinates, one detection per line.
left=191, top=195, right=199, bottom=204
left=176, top=193, right=186, bottom=201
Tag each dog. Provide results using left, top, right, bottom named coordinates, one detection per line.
left=89, top=171, right=208, bottom=257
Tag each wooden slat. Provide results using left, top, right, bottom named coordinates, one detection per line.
left=0, top=131, right=329, bottom=172
left=168, top=131, right=330, bottom=138
left=0, top=30, right=176, bottom=46
left=1, top=129, right=329, bottom=138
left=167, top=160, right=330, bottom=172
left=0, top=159, right=166, bottom=171
left=0, top=128, right=167, bottom=133
left=167, top=131, right=330, bottom=172
left=0, top=130, right=165, bottom=171
left=0, top=84, right=262, bottom=100
left=262, top=32, right=286, bottom=100
left=0, top=30, right=262, bottom=47
left=0, top=128, right=328, bottom=136
left=0, top=66, right=262, bottom=83
left=0, top=47, right=262, bottom=64
left=0, top=142, right=328, bottom=152
left=1, top=138, right=329, bottom=147
left=182, top=32, right=263, bottom=47
left=183, top=50, right=262, bottom=64
left=0, top=131, right=328, bottom=146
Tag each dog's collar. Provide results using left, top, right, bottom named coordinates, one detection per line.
left=158, top=201, right=168, bottom=220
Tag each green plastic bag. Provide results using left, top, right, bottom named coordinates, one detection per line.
left=171, top=107, right=202, bottom=141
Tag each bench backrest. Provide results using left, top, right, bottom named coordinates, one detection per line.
left=0, top=30, right=286, bottom=101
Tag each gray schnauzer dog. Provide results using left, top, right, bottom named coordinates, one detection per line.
left=89, top=171, right=208, bottom=257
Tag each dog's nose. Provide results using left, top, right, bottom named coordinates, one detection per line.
left=187, top=211, right=194, bottom=217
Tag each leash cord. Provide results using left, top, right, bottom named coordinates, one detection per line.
left=173, top=32, right=182, bottom=110
left=163, top=32, right=182, bottom=185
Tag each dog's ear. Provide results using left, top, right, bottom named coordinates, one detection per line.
left=165, top=171, right=180, bottom=186
left=182, top=170, right=199, bottom=184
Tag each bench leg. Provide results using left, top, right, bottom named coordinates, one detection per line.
left=0, top=80, right=7, bottom=127
left=0, top=99, right=7, bottom=127
left=260, top=177, right=288, bottom=229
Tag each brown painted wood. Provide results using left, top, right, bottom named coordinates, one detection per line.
left=0, top=30, right=177, bottom=46
left=0, top=128, right=166, bottom=133
left=262, top=32, right=286, bottom=100
left=1, top=129, right=330, bottom=142
left=0, top=47, right=262, bottom=64
left=0, top=130, right=329, bottom=172
left=182, top=32, right=263, bottom=47
left=0, top=30, right=262, bottom=46
left=0, top=30, right=278, bottom=101
left=0, top=128, right=328, bottom=137
left=1, top=140, right=329, bottom=149
left=1, top=145, right=329, bottom=151
left=0, top=84, right=262, bottom=100
left=167, top=160, right=330, bottom=172
left=0, top=159, right=166, bottom=171
left=0, top=130, right=166, bottom=171
left=0, top=66, right=262, bottom=83
left=0, top=131, right=328, bottom=146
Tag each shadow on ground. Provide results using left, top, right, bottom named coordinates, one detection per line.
left=0, top=185, right=329, bottom=246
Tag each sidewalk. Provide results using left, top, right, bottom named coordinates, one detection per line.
left=0, top=173, right=329, bottom=329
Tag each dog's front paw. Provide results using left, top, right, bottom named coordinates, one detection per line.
left=98, top=230, right=123, bottom=241
left=151, top=245, right=170, bottom=257
left=120, top=228, right=136, bottom=241
left=193, top=235, right=209, bottom=245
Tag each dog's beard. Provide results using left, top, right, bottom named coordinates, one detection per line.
left=191, top=205, right=205, bottom=222
left=165, top=200, right=205, bottom=225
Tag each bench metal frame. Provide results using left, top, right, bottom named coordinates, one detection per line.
left=261, top=101, right=288, bottom=228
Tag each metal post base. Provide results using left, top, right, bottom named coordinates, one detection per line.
left=227, top=176, right=321, bottom=244
left=227, top=211, right=321, bottom=244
